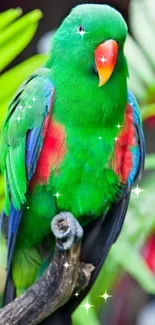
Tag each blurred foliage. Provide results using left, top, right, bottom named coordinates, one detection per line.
left=0, top=8, right=47, bottom=211
left=125, top=0, right=155, bottom=107
left=0, top=2, right=155, bottom=324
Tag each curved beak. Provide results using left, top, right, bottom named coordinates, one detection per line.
left=95, top=39, right=118, bottom=87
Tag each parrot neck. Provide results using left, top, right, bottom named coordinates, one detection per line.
left=46, top=52, right=128, bottom=128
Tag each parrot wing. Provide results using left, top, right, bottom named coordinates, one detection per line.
left=127, top=89, right=145, bottom=184
left=0, top=68, right=55, bottom=292
left=111, top=89, right=145, bottom=190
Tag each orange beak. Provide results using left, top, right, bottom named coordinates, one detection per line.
left=95, top=40, right=118, bottom=87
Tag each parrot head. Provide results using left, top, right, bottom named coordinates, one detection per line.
left=50, top=4, right=128, bottom=88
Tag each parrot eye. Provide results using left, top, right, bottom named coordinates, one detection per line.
left=77, top=25, right=85, bottom=36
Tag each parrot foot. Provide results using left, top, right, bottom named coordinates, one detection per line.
left=51, top=212, right=83, bottom=251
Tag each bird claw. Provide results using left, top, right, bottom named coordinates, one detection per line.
left=51, top=212, right=83, bottom=251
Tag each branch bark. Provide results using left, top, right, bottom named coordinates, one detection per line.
left=0, top=212, right=94, bottom=325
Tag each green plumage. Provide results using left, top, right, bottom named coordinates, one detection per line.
left=0, top=4, right=129, bottom=298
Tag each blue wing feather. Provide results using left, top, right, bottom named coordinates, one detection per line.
left=127, top=90, right=145, bottom=186
left=26, top=127, right=43, bottom=180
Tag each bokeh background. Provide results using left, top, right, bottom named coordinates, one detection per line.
left=0, top=0, right=155, bottom=324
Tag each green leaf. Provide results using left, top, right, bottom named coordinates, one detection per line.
left=0, top=8, right=22, bottom=30
left=125, top=35, right=154, bottom=92
left=144, top=83, right=155, bottom=105
left=127, top=65, right=146, bottom=102
left=0, top=54, right=47, bottom=131
left=129, top=0, right=155, bottom=68
left=0, top=9, right=42, bottom=46
left=110, top=241, right=155, bottom=293
left=141, top=103, right=155, bottom=121
left=73, top=298, right=100, bottom=325
left=145, top=154, right=155, bottom=170
left=0, top=10, right=43, bottom=71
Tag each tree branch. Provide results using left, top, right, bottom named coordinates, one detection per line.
left=0, top=212, right=94, bottom=325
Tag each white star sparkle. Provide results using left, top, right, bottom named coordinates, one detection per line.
left=100, top=56, right=107, bottom=64
left=16, top=116, right=23, bottom=122
left=18, top=104, right=23, bottom=110
left=82, top=299, right=94, bottom=313
left=114, top=137, right=119, bottom=142
left=74, top=292, right=80, bottom=298
left=76, top=28, right=88, bottom=38
left=77, top=30, right=85, bottom=37
left=53, top=191, right=62, bottom=199
left=98, top=136, right=102, bottom=140
left=63, top=262, right=70, bottom=269
left=28, top=105, right=32, bottom=109
left=26, top=206, right=30, bottom=210
left=32, top=96, right=37, bottom=102
left=116, top=123, right=122, bottom=129
left=132, top=185, right=144, bottom=198
left=100, top=291, right=112, bottom=302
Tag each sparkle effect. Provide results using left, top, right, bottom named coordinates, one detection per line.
left=76, top=28, right=88, bottom=38
left=18, top=104, right=23, bottom=110
left=28, top=105, right=32, bottom=109
left=132, top=185, right=144, bottom=198
left=82, top=299, right=94, bottom=313
left=77, top=30, right=85, bottom=37
left=74, top=292, right=80, bottom=298
left=16, top=116, right=23, bottom=122
left=100, top=291, right=112, bottom=302
left=115, top=123, right=122, bottom=129
left=32, top=96, right=37, bottom=102
left=98, top=136, right=102, bottom=140
left=63, top=262, right=70, bottom=269
left=53, top=191, right=62, bottom=199
left=114, top=137, right=119, bottom=142
left=100, top=56, right=107, bottom=64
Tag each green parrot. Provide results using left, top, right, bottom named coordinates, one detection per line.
left=0, top=4, right=144, bottom=306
